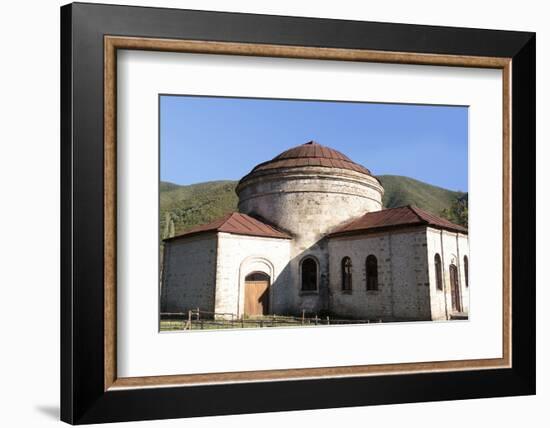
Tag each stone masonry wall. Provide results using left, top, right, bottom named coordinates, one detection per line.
left=390, top=230, right=431, bottom=320
left=237, top=167, right=383, bottom=241
left=328, top=228, right=431, bottom=321
left=161, top=234, right=217, bottom=313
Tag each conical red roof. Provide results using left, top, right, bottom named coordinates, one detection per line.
left=243, top=141, right=372, bottom=177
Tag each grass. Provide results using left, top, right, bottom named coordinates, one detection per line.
left=160, top=316, right=304, bottom=331
left=160, top=315, right=382, bottom=332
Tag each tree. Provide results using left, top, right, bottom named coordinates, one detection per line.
left=441, top=194, right=468, bottom=228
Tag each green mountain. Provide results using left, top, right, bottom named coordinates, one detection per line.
left=160, top=175, right=466, bottom=238
left=378, top=175, right=465, bottom=217
left=160, top=180, right=239, bottom=239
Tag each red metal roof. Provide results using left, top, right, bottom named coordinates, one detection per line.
left=242, top=141, right=373, bottom=178
left=164, top=212, right=292, bottom=241
left=329, top=205, right=468, bottom=237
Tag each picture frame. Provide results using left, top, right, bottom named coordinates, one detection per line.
left=60, top=2, right=535, bottom=424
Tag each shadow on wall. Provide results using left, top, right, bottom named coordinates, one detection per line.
left=266, top=236, right=331, bottom=317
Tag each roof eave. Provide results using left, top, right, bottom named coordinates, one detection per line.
left=426, top=225, right=469, bottom=235
left=328, top=222, right=467, bottom=238
left=328, top=222, right=426, bottom=238
left=220, top=231, right=293, bottom=240
left=163, top=230, right=218, bottom=242
left=165, top=229, right=292, bottom=242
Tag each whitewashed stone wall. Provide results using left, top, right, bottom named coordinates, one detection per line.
left=161, top=234, right=217, bottom=313
left=328, top=228, right=431, bottom=321
left=215, top=233, right=291, bottom=317
left=426, top=228, right=470, bottom=320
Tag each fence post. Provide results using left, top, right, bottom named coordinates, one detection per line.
left=188, top=310, right=192, bottom=330
left=196, top=307, right=200, bottom=321
left=326, top=316, right=330, bottom=325
left=314, top=315, right=318, bottom=325
left=302, top=309, right=305, bottom=325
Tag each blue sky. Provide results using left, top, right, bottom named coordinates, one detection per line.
left=160, top=95, right=468, bottom=192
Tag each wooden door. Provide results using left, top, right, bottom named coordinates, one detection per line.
left=449, top=264, right=462, bottom=312
left=244, top=273, right=270, bottom=316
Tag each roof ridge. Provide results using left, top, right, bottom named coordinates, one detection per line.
left=410, top=205, right=467, bottom=230
left=218, top=211, right=239, bottom=226
left=225, top=212, right=257, bottom=232
left=238, top=212, right=278, bottom=234
left=407, top=205, right=430, bottom=224
left=334, top=206, right=408, bottom=226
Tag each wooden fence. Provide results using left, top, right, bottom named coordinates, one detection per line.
left=160, top=309, right=382, bottom=331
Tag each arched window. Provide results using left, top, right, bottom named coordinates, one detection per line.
left=341, top=257, right=352, bottom=291
left=449, top=263, right=461, bottom=312
left=435, top=253, right=443, bottom=290
left=464, top=255, right=469, bottom=288
left=366, top=255, right=378, bottom=291
left=301, top=257, right=318, bottom=291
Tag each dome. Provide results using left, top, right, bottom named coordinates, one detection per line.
left=241, top=141, right=372, bottom=181
left=235, top=140, right=384, bottom=243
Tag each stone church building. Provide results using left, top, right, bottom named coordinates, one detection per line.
left=161, top=141, right=469, bottom=322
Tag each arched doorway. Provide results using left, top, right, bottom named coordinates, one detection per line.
left=449, top=264, right=462, bottom=312
left=244, top=272, right=270, bottom=316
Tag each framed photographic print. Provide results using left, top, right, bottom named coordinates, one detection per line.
left=60, top=2, right=536, bottom=424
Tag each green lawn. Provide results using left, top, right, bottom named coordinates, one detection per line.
left=160, top=315, right=378, bottom=332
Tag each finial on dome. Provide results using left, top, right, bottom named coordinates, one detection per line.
left=304, top=140, right=318, bottom=145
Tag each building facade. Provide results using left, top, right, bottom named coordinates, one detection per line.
left=161, top=141, right=469, bottom=321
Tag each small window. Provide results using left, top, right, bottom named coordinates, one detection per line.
left=464, top=255, right=469, bottom=288
left=341, top=257, right=352, bottom=291
left=366, top=255, right=378, bottom=291
left=435, top=253, right=443, bottom=290
left=301, top=257, right=318, bottom=291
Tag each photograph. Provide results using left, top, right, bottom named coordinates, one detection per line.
left=159, top=95, right=470, bottom=331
